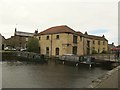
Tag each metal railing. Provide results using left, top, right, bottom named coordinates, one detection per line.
left=84, top=54, right=120, bottom=62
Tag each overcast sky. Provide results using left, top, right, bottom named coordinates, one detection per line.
left=0, top=0, right=119, bottom=45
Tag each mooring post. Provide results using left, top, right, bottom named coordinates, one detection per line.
left=76, top=63, right=78, bottom=67
left=89, top=63, right=92, bottom=69
left=62, top=61, right=64, bottom=64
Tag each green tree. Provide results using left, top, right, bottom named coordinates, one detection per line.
left=27, top=38, right=39, bottom=53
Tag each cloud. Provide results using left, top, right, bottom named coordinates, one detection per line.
left=0, top=0, right=118, bottom=45
left=88, top=29, right=109, bottom=35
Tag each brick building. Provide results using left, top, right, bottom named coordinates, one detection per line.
left=6, top=28, right=35, bottom=50
left=0, top=34, right=6, bottom=50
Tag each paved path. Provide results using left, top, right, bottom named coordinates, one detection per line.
left=88, top=65, right=120, bottom=88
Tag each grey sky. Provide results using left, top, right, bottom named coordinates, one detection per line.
left=0, top=0, right=118, bottom=45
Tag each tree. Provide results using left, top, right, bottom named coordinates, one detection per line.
left=27, top=38, right=39, bottom=53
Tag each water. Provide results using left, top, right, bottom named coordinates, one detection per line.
left=2, top=61, right=109, bottom=88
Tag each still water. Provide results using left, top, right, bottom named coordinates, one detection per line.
left=2, top=61, right=109, bottom=88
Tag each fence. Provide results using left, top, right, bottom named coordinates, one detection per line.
left=2, top=51, right=48, bottom=62
left=59, top=54, right=79, bottom=62
left=84, top=54, right=120, bottom=62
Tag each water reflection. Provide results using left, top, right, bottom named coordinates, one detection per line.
left=2, top=61, right=109, bottom=88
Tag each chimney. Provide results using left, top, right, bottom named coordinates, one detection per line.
left=34, top=29, right=38, bottom=34
left=84, top=31, right=88, bottom=35
left=14, top=28, right=17, bottom=36
left=102, top=35, right=105, bottom=38
left=112, top=42, right=114, bottom=45
left=15, top=28, right=17, bottom=32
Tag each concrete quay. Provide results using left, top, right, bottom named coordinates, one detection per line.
left=88, top=65, right=120, bottom=88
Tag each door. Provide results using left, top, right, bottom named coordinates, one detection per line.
left=2, top=44, right=4, bottom=50
left=56, top=48, right=59, bottom=55
left=87, top=48, right=90, bottom=55
left=73, top=46, right=77, bottom=55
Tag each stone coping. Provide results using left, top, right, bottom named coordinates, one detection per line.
left=87, top=65, right=120, bottom=88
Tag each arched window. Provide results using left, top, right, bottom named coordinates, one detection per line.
left=56, top=48, right=59, bottom=55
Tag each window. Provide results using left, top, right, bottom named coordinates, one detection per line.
left=46, top=36, right=49, bottom=40
left=93, top=41, right=95, bottom=44
left=56, top=35, right=59, bottom=39
left=98, top=41, right=100, bottom=45
left=103, top=48, right=105, bottom=51
left=87, top=40, right=90, bottom=47
left=26, top=38, right=28, bottom=41
left=87, top=48, right=90, bottom=55
left=103, top=41, right=105, bottom=45
left=98, top=49, right=100, bottom=53
left=46, top=47, right=49, bottom=55
left=80, top=36, right=82, bottom=41
left=73, top=35, right=77, bottom=44
left=56, top=48, right=59, bottom=55
left=39, top=36, right=41, bottom=40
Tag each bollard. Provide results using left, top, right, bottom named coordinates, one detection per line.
left=89, top=64, right=91, bottom=68
left=76, top=63, right=78, bottom=67
left=62, top=61, right=65, bottom=64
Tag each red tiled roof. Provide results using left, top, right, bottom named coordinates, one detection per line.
left=111, top=48, right=120, bottom=50
left=76, top=31, right=84, bottom=36
left=35, top=25, right=108, bottom=41
left=38, top=25, right=76, bottom=35
left=84, top=34, right=108, bottom=41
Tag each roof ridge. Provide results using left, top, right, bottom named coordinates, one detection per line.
left=39, top=25, right=76, bottom=35
left=16, top=31, right=34, bottom=34
left=87, top=34, right=103, bottom=38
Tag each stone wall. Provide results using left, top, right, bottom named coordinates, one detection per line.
left=88, top=65, right=120, bottom=88
left=2, top=51, right=47, bottom=62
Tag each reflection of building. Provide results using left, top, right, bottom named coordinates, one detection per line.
left=0, top=34, right=6, bottom=50
left=35, top=25, right=108, bottom=56
left=6, top=28, right=36, bottom=50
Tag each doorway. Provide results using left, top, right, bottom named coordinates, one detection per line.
left=72, top=46, right=77, bottom=55
left=56, top=48, right=59, bottom=55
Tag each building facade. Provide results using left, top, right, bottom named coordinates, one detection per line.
left=35, top=25, right=108, bottom=56
left=0, top=34, right=6, bottom=50
left=6, top=28, right=35, bottom=50
left=108, top=43, right=115, bottom=53
left=83, top=33, right=108, bottom=55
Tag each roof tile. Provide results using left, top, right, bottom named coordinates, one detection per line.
left=36, top=25, right=107, bottom=41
